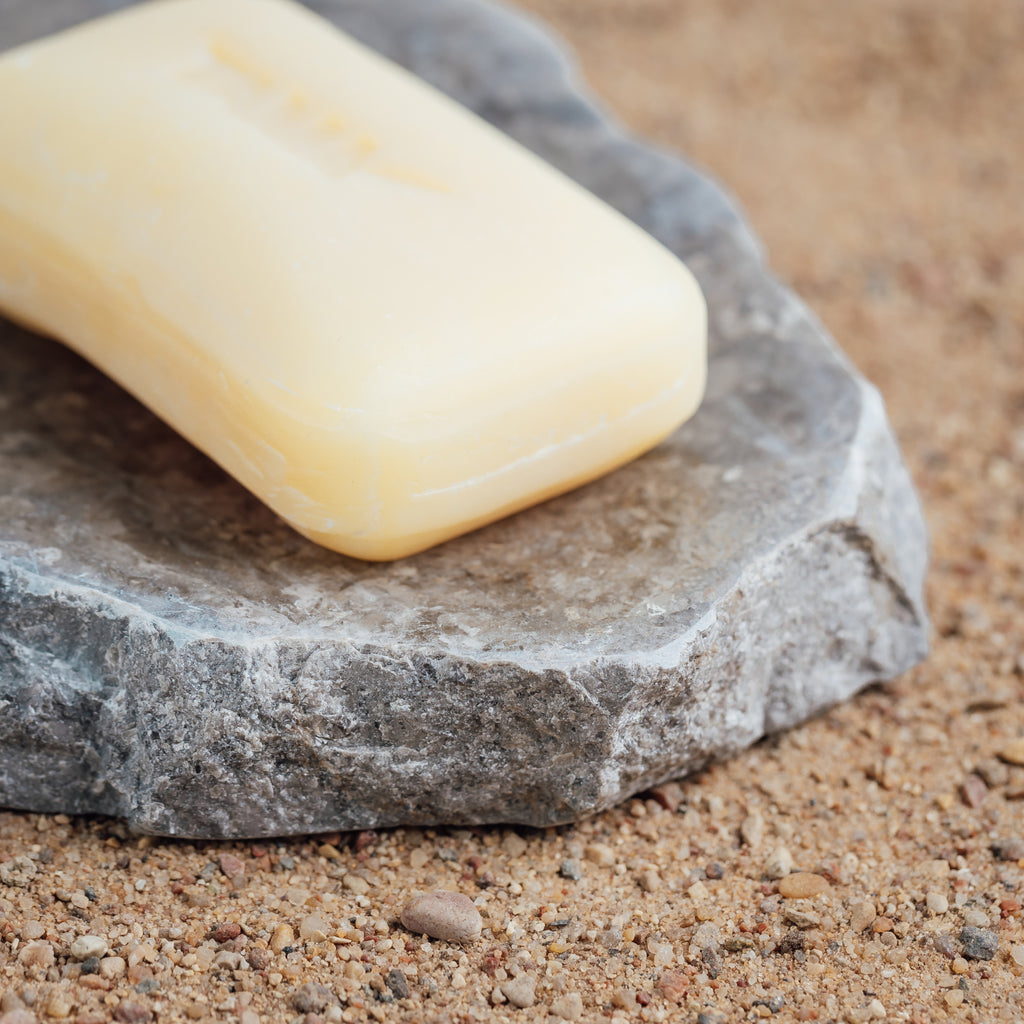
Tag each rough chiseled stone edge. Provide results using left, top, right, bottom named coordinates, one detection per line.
left=0, top=357, right=928, bottom=838
left=0, top=0, right=929, bottom=836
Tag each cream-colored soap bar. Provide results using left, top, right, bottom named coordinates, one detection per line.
left=0, top=0, right=706, bottom=560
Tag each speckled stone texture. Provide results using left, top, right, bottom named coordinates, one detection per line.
left=0, top=0, right=928, bottom=837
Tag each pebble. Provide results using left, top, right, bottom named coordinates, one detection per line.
left=783, top=907, right=819, bottom=929
left=113, top=1004, right=153, bottom=1024
left=214, top=950, right=244, bottom=970
left=993, top=837, right=1024, bottom=861
left=778, top=873, right=829, bottom=899
left=212, top=922, right=241, bottom=942
left=701, top=946, right=723, bottom=978
left=298, top=914, right=329, bottom=942
left=740, top=813, right=766, bottom=848
left=998, top=739, right=1024, bottom=765
left=217, top=852, right=246, bottom=880
left=691, top=922, right=721, bottom=951
left=292, top=983, right=335, bottom=1014
left=386, top=969, right=411, bottom=1000
left=647, top=782, right=683, bottom=813
left=550, top=993, right=583, bottom=1020
left=0, top=856, right=37, bottom=888
left=248, top=948, right=272, bottom=972
left=612, top=989, right=637, bottom=1010
left=976, top=758, right=1010, bottom=787
left=99, top=957, right=127, bottom=979
left=848, top=900, right=876, bottom=932
left=647, top=938, right=674, bottom=967
left=637, top=868, right=661, bottom=892
left=934, top=933, right=958, bottom=959
left=342, top=873, right=370, bottom=896
left=962, top=908, right=989, bottom=928
left=70, top=935, right=108, bottom=961
left=926, top=892, right=949, bottom=914
left=270, top=924, right=295, bottom=954
left=687, top=879, right=710, bottom=901
left=584, top=843, right=616, bottom=868
left=42, top=993, right=72, bottom=1019
left=500, top=975, right=536, bottom=1008
left=501, top=833, right=528, bottom=858
left=0, top=1012, right=36, bottom=1024
left=17, top=941, right=54, bottom=969
left=21, top=922, right=45, bottom=941
left=960, top=926, right=998, bottom=960
left=655, top=970, right=689, bottom=1003
left=559, top=860, right=582, bottom=881
left=400, top=891, right=482, bottom=944
left=764, top=846, right=794, bottom=880
left=961, top=773, right=988, bottom=808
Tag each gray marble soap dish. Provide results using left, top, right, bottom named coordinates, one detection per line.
left=0, top=0, right=928, bottom=837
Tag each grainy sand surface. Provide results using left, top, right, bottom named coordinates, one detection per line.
left=2, top=2, right=1024, bottom=1022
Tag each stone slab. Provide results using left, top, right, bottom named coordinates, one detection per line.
left=0, top=0, right=929, bottom=837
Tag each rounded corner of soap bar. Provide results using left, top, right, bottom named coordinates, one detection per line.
left=0, top=0, right=712, bottom=564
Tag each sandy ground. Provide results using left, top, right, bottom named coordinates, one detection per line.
left=2, top=1, right=1024, bottom=1022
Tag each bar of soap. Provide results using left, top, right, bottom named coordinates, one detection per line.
left=0, top=0, right=706, bottom=560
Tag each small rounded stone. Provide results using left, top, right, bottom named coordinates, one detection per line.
left=778, top=873, right=829, bottom=899
left=0, top=1011, right=37, bottom=1024
left=212, top=922, right=241, bottom=943
left=499, top=975, right=536, bottom=1009
left=848, top=900, right=876, bottom=932
left=550, top=992, right=583, bottom=1020
left=960, top=926, right=998, bottom=961
left=43, top=992, right=73, bottom=1019
left=98, top=956, right=126, bottom=979
left=584, top=843, right=616, bottom=868
left=998, top=739, right=1024, bottom=766
left=764, top=846, right=794, bottom=880
left=70, top=935, right=109, bottom=961
left=269, top=923, right=294, bottom=954
left=18, top=939, right=55, bottom=968
left=400, top=891, right=482, bottom=944
left=298, top=914, right=329, bottom=942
